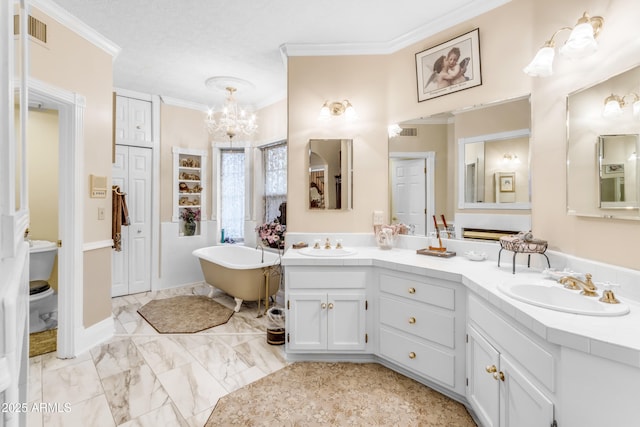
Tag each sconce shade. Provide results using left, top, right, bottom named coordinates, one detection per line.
left=602, top=94, right=623, bottom=118
left=523, top=46, right=555, bottom=77
left=319, top=100, right=356, bottom=120
left=388, top=124, right=402, bottom=138
left=559, top=22, right=598, bottom=59
left=634, top=100, right=640, bottom=117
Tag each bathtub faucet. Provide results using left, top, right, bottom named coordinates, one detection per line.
left=256, top=243, right=265, bottom=263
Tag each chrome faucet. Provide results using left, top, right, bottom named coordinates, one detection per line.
left=559, top=273, right=598, bottom=297
left=255, top=243, right=264, bottom=263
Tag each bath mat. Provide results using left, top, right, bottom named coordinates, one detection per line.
left=205, top=362, right=476, bottom=426
left=137, top=295, right=233, bottom=333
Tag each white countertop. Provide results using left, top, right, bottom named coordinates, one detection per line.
left=282, top=245, right=640, bottom=369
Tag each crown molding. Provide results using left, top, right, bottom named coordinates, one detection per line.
left=160, top=96, right=208, bottom=112
left=282, top=0, right=510, bottom=57
left=29, top=0, right=121, bottom=59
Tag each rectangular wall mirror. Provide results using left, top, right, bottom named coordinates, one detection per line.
left=598, top=134, right=639, bottom=209
left=388, top=96, right=531, bottom=236
left=457, top=128, right=531, bottom=209
left=308, top=138, right=353, bottom=210
left=567, top=64, right=640, bottom=220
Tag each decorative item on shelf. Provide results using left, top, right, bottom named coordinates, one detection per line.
left=255, top=220, right=286, bottom=249
left=523, top=11, right=604, bottom=77
left=190, top=184, right=202, bottom=193
left=179, top=182, right=189, bottom=193
left=180, top=207, right=201, bottom=236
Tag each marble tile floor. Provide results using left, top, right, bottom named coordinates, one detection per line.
left=27, top=283, right=288, bottom=427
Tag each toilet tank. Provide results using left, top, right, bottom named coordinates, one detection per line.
left=29, top=240, right=58, bottom=281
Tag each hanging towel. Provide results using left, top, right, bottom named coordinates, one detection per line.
left=112, top=185, right=130, bottom=251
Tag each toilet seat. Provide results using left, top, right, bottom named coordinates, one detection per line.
left=30, top=280, right=51, bottom=295
left=30, top=285, right=54, bottom=302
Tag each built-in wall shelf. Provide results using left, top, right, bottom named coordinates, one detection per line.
left=172, top=147, right=207, bottom=237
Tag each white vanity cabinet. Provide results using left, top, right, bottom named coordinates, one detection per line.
left=376, top=270, right=467, bottom=396
left=466, top=294, right=556, bottom=427
left=285, top=267, right=369, bottom=353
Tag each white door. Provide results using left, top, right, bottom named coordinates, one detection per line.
left=287, top=291, right=326, bottom=351
left=390, top=158, right=426, bottom=235
left=115, top=96, right=152, bottom=146
left=112, top=145, right=152, bottom=296
left=327, top=292, right=366, bottom=351
left=467, top=325, right=500, bottom=427
left=500, top=354, right=554, bottom=427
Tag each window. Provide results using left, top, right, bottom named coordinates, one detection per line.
left=262, top=142, right=287, bottom=223
left=220, top=149, right=245, bottom=241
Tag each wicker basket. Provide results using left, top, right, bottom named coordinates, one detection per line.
left=29, top=328, right=57, bottom=357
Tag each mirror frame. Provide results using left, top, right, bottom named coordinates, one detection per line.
left=457, top=128, right=531, bottom=209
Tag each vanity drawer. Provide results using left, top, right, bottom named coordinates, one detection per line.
left=379, top=296, right=454, bottom=348
left=287, top=268, right=368, bottom=289
left=379, top=326, right=455, bottom=388
left=379, top=273, right=455, bottom=310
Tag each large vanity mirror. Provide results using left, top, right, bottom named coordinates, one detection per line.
left=389, top=96, right=531, bottom=236
left=308, top=138, right=353, bottom=210
left=567, top=65, right=640, bottom=220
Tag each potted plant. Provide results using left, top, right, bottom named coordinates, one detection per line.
left=180, top=207, right=200, bottom=236
left=255, top=220, right=286, bottom=249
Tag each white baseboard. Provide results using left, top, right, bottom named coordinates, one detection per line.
left=73, top=316, right=114, bottom=356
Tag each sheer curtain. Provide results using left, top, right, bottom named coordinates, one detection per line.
left=220, top=149, right=245, bottom=240
left=262, top=142, right=287, bottom=223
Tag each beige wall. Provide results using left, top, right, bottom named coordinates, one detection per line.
left=31, top=6, right=114, bottom=326
left=288, top=0, right=640, bottom=270
left=159, top=103, right=210, bottom=223
left=27, top=109, right=59, bottom=290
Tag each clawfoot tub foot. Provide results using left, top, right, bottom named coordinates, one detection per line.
left=233, top=297, right=243, bottom=312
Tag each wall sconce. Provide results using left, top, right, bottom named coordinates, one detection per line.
left=523, top=12, right=604, bottom=77
left=602, top=93, right=640, bottom=118
left=502, top=153, right=521, bottom=164
left=388, top=124, right=402, bottom=138
left=319, top=100, right=356, bottom=120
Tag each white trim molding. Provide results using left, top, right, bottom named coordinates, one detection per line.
left=29, top=0, right=121, bottom=59
left=83, top=240, right=113, bottom=252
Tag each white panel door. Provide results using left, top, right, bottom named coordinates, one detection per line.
left=390, top=158, right=426, bottom=235
left=500, top=354, right=554, bottom=427
left=112, top=145, right=152, bottom=297
left=467, top=325, right=500, bottom=427
left=114, top=96, right=129, bottom=141
left=287, top=292, right=326, bottom=351
left=129, top=98, right=152, bottom=144
left=327, top=292, right=366, bottom=351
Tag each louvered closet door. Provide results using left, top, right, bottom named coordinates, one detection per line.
left=112, top=145, right=152, bottom=297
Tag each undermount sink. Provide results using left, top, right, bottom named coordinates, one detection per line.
left=297, top=247, right=356, bottom=257
left=497, top=281, right=630, bottom=316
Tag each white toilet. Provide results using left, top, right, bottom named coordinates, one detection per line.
left=29, top=240, right=58, bottom=334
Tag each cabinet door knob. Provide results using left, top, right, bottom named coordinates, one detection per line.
left=493, top=371, right=505, bottom=382
left=321, top=303, right=327, bottom=309
left=408, top=317, right=416, bottom=324
left=408, top=287, right=416, bottom=294
left=485, top=365, right=497, bottom=373
left=328, top=303, right=334, bottom=309
left=408, top=352, right=416, bottom=359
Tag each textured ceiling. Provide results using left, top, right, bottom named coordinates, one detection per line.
left=50, top=0, right=508, bottom=109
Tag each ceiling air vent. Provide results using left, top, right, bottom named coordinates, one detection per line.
left=399, top=127, right=417, bottom=137
left=13, top=15, right=47, bottom=44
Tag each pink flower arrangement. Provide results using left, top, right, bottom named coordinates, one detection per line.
left=180, top=207, right=201, bottom=223
left=256, top=221, right=286, bottom=248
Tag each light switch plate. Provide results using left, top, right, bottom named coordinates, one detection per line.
left=373, top=210, right=384, bottom=225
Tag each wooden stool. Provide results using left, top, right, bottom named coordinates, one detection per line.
left=498, top=234, right=550, bottom=274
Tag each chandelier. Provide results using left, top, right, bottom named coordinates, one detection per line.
left=205, top=84, right=257, bottom=141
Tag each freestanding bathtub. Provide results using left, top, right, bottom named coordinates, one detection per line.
left=192, top=245, right=281, bottom=312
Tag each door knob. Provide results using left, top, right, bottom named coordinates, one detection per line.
left=328, top=303, right=334, bottom=309
left=408, top=317, right=416, bottom=324
left=408, top=352, right=416, bottom=359
left=493, top=371, right=505, bottom=381
left=485, top=365, right=497, bottom=374
left=321, top=303, right=327, bottom=309
left=408, top=287, right=416, bottom=294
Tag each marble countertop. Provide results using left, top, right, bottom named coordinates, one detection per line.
left=282, top=245, right=640, bottom=369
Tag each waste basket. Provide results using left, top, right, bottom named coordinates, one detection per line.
left=266, top=307, right=285, bottom=345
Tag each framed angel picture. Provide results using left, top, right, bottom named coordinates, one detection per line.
left=415, top=28, right=482, bottom=102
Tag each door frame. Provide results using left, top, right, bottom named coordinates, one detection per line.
left=28, top=77, right=85, bottom=358
left=389, top=152, right=435, bottom=235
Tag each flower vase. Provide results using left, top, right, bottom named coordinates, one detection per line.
left=184, top=221, right=197, bottom=236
